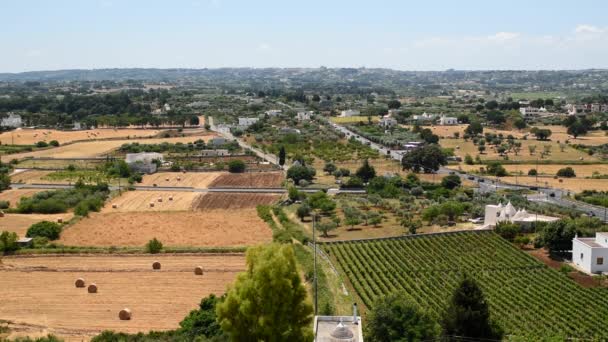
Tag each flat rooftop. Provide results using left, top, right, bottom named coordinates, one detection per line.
left=314, top=316, right=363, bottom=342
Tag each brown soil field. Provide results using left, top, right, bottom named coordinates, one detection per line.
left=208, top=172, right=284, bottom=188
left=8, top=135, right=217, bottom=160
left=140, top=172, right=223, bottom=188
left=192, top=193, right=280, bottom=210
left=0, top=213, right=73, bottom=237
left=0, top=128, right=162, bottom=145
left=0, top=188, right=50, bottom=207
left=457, top=163, right=608, bottom=178
left=0, top=254, right=244, bottom=341
left=102, top=191, right=200, bottom=212
left=59, top=210, right=272, bottom=247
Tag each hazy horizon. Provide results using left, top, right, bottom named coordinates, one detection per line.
left=2, top=0, right=608, bottom=73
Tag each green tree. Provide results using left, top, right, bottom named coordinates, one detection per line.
left=0, top=231, right=20, bottom=252
left=287, top=165, right=316, bottom=184
left=323, top=162, right=337, bottom=175
left=216, top=244, right=313, bottom=341
left=442, top=274, right=503, bottom=340
left=278, top=146, right=286, bottom=166
left=438, top=201, right=464, bottom=222
left=26, top=221, right=62, bottom=240
left=227, top=160, right=246, bottom=173
left=296, top=204, right=311, bottom=222
left=145, top=238, right=163, bottom=254
left=189, top=115, right=200, bottom=126
left=179, top=294, right=226, bottom=340
left=486, top=162, right=507, bottom=177
left=355, top=159, right=376, bottom=183
left=387, top=99, right=401, bottom=109
left=464, top=121, right=483, bottom=136
left=365, top=293, right=440, bottom=342
left=556, top=167, right=576, bottom=178
left=441, top=174, right=461, bottom=190
left=536, top=219, right=578, bottom=254
left=288, top=186, right=301, bottom=202
left=495, top=222, right=521, bottom=242
left=318, top=221, right=337, bottom=237
left=401, top=144, right=447, bottom=173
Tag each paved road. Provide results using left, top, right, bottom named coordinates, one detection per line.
left=209, top=116, right=284, bottom=169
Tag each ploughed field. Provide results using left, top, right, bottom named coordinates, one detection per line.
left=208, top=172, right=284, bottom=188
left=324, top=231, right=608, bottom=340
left=0, top=254, right=245, bottom=341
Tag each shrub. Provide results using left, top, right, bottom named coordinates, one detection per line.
left=26, top=221, right=62, bottom=240
left=0, top=200, right=9, bottom=209
left=495, top=222, right=521, bottom=242
left=228, top=160, right=246, bottom=173
left=49, top=140, right=60, bottom=147
left=556, top=167, right=576, bottom=178
left=341, top=176, right=364, bottom=189
left=0, top=230, right=20, bottom=252
left=441, top=174, right=461, bottom=190
left=528, top=169, right=537, bottom=176
left=36, top=141, right=48, bottom=148
left=145, top=238, right=163, bottom=254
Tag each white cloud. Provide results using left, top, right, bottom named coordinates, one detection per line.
left=25, top=49, right=42, bottom=58
left=257, top=43, right=271, bottom=51
left=575, top=24, right=605, bottom=34
left=488, top=32, right=520, bottom=41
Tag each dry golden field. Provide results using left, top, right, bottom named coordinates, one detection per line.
left=59, top=210, right=272, bottom=247
left=101, top=191, right=201, bottom=213
left=139, top=172, right=223, bottom=188
left=499, top=176, right=608, bottom=193
left=0, top=128, right=162, bottom=145
left=0, top=213, right=73, bottom=237
left=457, top=163, right=608, bottom=178
left=0, top=254, right=244, bottom=341
left=8, top=135, right=217, bottom=160
left=208, top=172, right=285, bottom=188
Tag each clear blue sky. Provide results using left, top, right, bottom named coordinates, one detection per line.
left=2, top=0, right=608, bottom=72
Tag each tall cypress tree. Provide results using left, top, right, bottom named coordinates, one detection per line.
left=278, top=146, right=286, bottom=166
left=442, top=274, right=503, bottom=340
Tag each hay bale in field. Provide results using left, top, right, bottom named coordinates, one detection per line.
left=57, top=218, right=63, bottom=223
left=152, top=261, right=161, bottom=270
left=194, top=266, right=204, bottom=275
left=112, top=204, right=118, bottom=209
left=0, top=211, right=4, bottom=217
left=168, top=196, right=173, bottom=201
left=75, top=278, right=85, bottom=288
left=177, top=176, right=181, bottom=181
left=149, top=202, right=155, bottom=208
left=157, top=197, right=163, bottom=202
left=165, top=177, right=170, bottom=181
left=119, top=308, right=132, bottom=320
left=88, top=283, right=98, bottom=293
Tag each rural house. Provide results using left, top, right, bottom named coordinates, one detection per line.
left=340, top=109, right=360, bottom=117
left=438, top=115, right=458, bottom=125
left=483, top=202, right=558, bottom=228
left=238, top=117, right=259, bottom=128
left=209, top=137, right=228, bottom=146
left=125, top=152, right=163, bottom=174
left=379, top=115, right=397, bottom=128
left=1, top=113, right=23, bottom=128
left=572, top=233, right=608, bottom=274
left=296, top=111, right=313, bottom=121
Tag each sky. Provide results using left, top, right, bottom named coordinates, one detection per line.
left=1, top=0, right=608, bottom=72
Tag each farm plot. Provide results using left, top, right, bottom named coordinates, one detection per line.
left=8, top=135, right=217, bottom=160
left=192, top=193, right=280, bottom=210
left=0, top=188, right=50, bottom=207
left=208, top=172, right=284, bottom=188
left=0, top=128, right=162, bottom=145
left=140, top=172, right=223, bottom=188
left=458, top=163, right=608, bottom=178
left=500, top=176, right=608, bottom=192
left=0, top=213, right=73, bottom=237
left=102, top=191, right=200, bottom=212
left=59, top=210, right=272, bottom=247
left=0, top=254, right=244, bottom=341
left=324, top=231, right=608, bottom=339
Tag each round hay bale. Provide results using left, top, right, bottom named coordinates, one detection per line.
left=168, top=196, right=173, bottom=201
left=194, top=266, right=204, bottom=275
left=119, top=308, right=132, bottom=320
left=75, top=278, right=85, bottom=288
left=112, top=204, right=118, bottom=209
left=165, top=177, right=170, bottom=181
left=0, top=211, right=5, bottom=217
left=149, top=202, right=155, bottom=208
left=152, top=261, right=161, bottom=270
left=177, top=176, right=181, bottom=181
left=157, top=197, right=163, bottom=202
left=87, top=283, right=98, bottom=293
left=57, top=218, right=63, bottom=223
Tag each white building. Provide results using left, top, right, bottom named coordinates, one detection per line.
left=572, top=233, right=608, bottom=274
left=125, top=152, right=164, bottom=164
left=412, top=112, right=437, bottom=121
left=265, top=109, right=282, bottom=117
left=163, top=103, right=171, bottom=112
left=237, top=117, right=259, bottom=128
left=296, top=111, right=313, bottom=121
left=1, top=113, right=22, bottom=128
left=340, top=109, right=360, bottom=117
left=483, top=202, right=559, bottom=228
left=438, top=115, right=458, bottom=125
left=73, top=122, right=83, bottom=130
left=379, top=115, right=397, bottom=128
left=519, top=106, right=548, bottom=118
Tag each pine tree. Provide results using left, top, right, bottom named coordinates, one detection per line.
left=442, top=274, right=503, bottom=340
left=355, top=159, right=376, bottom=183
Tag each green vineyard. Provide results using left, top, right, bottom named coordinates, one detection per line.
left=323, top=231, right=608, bottom=339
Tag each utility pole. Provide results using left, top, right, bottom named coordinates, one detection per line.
left=313, top=213, right=318, bottom=316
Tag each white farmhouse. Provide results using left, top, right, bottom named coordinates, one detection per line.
left=238, top=117, right=259, bottom=128
left=265, top=109, right=282, bottom=117
left=1, top=113, right=23, bottom=128
left=125, top=152, right=164, bottom=164
left=519, top=106, right=548, bottom=118
left=296, top=111, right=313, bottom=121
left=412, top=112, right=437, bottom=121
left=379, top=115, right=397, bottom=128
left=438, top=115, right=458, bottom=125
left=340, top=109, right=360, bottom=117
left=572, top=233, right=608, bottom=274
